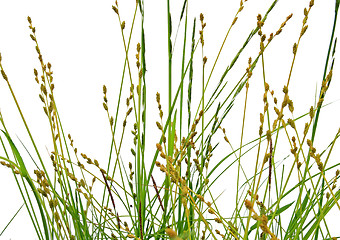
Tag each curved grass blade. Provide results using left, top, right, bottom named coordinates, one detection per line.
left=1, top=130, right=50, bottom=240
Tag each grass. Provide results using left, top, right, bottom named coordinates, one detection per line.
left=0, top=0, right=340, bottom=239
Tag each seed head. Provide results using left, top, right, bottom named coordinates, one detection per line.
left=165, top=228, right=177, bottom=239
left=307, top=139, right=313, bottom=147
left=232, top=17, right=238, bottom=26
left=293, top=43, right=297, bottom=55
left=156, top=143, right=162, bottom=152
left=245, top=199, right=253, bottom=211
left=208, top=207, right=215, bottom=214
left=203, top=56, right=207, bottom=65
left=126, top=107, right=132, bottom=116
left=103, top=102, right=108, bottom=111
left=300, top=25, right=308, bottom=37
left=200, top=13, right=204, bottom=22
left=131, top=148, right=136, bottom=156
left=304, top=8, right=308, bottom=16
left=257, top=14, right=262, bottom=21
left=112, top=6, right=119, bottom=14
left=259, top=125, right=263, bottom=136
left=156, top=121, right=163, bottom=131
left=287, top=118, right=295, bottom=129
left=30, top=34, right=36, bottom=42
left=288, top=100, right=294, bottom=113
left=266, top=130, right=271, bottom=141
left=264, top=82, right=269, bottom=91
left=283, top=85, right=288, bottom=94
left=1, top=69, right=8, bottom=82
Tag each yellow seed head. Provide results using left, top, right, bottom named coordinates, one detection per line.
left=156, top=143, right=162, bottom=152
left=165, top=228, right=177, bottom=238
left=300, top=25, right=308, bottom=37
left=245, top=199, right=253, bottom=210
left=259, top=125, right=263, bottom=136
left=1, top=69, right=8, bottom=82
left=309, top=106, right=314, bottom=119
left=304, top=8, right=308, bottom=16
left=275, top=29, right=282, bottom=35
left=288, top=100, right=294, bottom=113
left=283, top=85, right=288, bottom=94
left=208, top=208, right=215, bottom=214
left=103, top=102, right=108, bottom=111
left=232, top=17, right=238, bottom=26
left=214, top=217, right=222, bottom=223
left=264, top=82, right=269, bottom=92
left=293, top=43, right=297, bottom=55
left=307, top=139, right=313, bottom=147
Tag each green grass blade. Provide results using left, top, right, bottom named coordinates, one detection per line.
left=1, top=131, right=50, bottom=240
left=0, top=204, right=24, bottom=236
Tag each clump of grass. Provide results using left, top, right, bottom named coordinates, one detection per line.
left=0, top=0, right=340, bottom=239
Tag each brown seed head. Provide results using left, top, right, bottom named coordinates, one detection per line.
left=156, top=143, right=162, bottom=152
left=103, top=102, right=108, bottom=111
left=200, top=13, right=204, bottom=22
left=112, top=6, right=119, bottom=14
left=203, top=56, right=207, bottom=65
left=293, top=43, right=297, bottom=55
left=231, top=16, right=238, bottom=26
left=300, top=25, right=308, bottom=37
left=1, top=69, right=8, bottom=82
left=287, top=118, right=295, bottom=129
left=245, top=199, right=253, bottom=211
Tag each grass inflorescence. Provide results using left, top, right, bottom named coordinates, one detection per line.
left=0, top=0, right=340, bottom=239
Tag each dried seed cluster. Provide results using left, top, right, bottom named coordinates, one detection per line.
left=80, top=152, right=111, bottom=179
left=246, top=57, right=253, bottom=86
left=259, top=81, right=275, bottom=136
left=0, top=53, right=9, bottom=82
left=256, top=12, right=293, bottom=54
left=0, top=160, right=20, bottom=175
left=292, top=0, right=314, bottom=56
left=232, top=0, right=248, bottom=26
left=136, top=43, right=141, bottom=69
left=199, top=13, right=206, bottom=46
left=245, top=199, right=278, bottom=240
left=27, top=17, right=61, bottom=145
left=219, top=126, right=230, bottom=144
left=307, top=139, right=323, bottom=171
left=326, top=169, right=340, bottom=200
left=112, top=1, right=119, bottom=15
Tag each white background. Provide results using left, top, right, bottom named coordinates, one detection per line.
left=0, top=0, right=339, bottom=239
